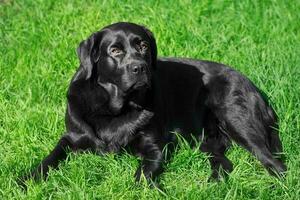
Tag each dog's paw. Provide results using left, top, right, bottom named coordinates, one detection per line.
left=17, top=170, right=45, bottom=190
left=207, top=170, right=230, bottom=183
left=134, top=167, right=162, bottom=190
left=16, top=175, right=30, bottom=191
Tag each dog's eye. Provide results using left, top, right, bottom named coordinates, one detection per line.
left=110, top=47, right=123, bottom=56
left=139, top=41, right=148, bottom=52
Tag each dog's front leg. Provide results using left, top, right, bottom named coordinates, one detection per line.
left=19, top=100, right=100, bottom=188
left=19, top=132, right=101, bottom=187
left=133, top=132, right=163, bottom=185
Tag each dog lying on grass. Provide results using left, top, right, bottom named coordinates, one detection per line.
left=20, top=22, right=286, bottom=188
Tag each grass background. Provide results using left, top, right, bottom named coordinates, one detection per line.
left=1, top=0, right=299, bottom=199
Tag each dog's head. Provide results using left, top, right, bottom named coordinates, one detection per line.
left=76, top=22, right=157, bottom=95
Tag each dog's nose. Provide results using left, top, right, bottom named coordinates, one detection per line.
left=131, top=65, right=146, bottom=74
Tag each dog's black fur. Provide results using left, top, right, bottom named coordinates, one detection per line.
left=21, top=22, right=286, bottom=187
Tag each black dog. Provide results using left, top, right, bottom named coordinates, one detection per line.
left=21, top=22, right=286, bottom=186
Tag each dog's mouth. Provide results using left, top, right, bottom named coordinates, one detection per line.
left=125, top=81, right=150, bottom=94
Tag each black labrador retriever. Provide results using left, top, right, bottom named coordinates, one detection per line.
left=21, top=22, right=286, bottom=186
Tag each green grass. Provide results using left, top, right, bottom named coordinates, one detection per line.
left=1, top=0, right=299, bottom=199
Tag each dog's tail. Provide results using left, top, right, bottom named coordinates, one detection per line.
left=255, top=88, right=283, bottom=156
left=261, top=103, right=284, bottom=158
left=267, top=107, right=283, bottom=152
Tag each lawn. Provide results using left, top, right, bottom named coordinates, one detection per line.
left=0, top=0, right=299, bottom=199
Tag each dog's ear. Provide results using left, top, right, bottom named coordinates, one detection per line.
left=141, top=26, right=157, bottom=69
left=76, top=31, right=102, bottom=80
